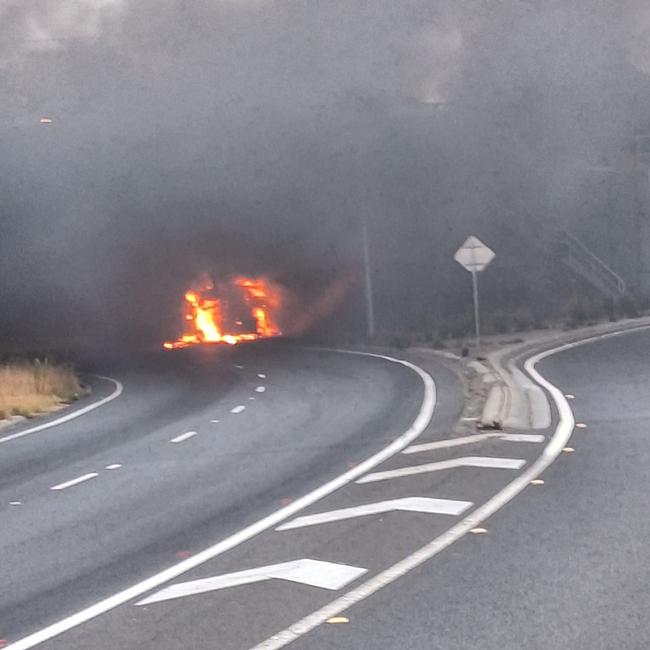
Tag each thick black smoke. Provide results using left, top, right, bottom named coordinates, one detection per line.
left=2, top=1, right=650, bottom=346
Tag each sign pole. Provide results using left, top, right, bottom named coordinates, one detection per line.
left=471, top=270, right=480, bottom=349
left=454, top=235, right=494, bottom=352
left=361, top=208, right=375, bottom=340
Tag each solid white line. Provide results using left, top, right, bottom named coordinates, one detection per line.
left=0, top=375, right=123, bottom=445
left=356, top=456, right=526, bottom=484
left=5, top=348, right=435, bottom=650
left=170, top=431, right=198, bottom=444
left=136, top=559, right=368, bottom=606
left=50, top=473, right=99, bottom=491
left=276, top=497, right=473, bottom=531
left=231, top=405, right=246, bottom=414
left=255, top=386, right=266, bottom=393
left=251, top=327, right=650, bottom=650
left=403, top=433, right=544, bottom=454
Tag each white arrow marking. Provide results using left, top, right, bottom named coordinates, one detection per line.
left=276, top=497, right=473, bottom=531
left=135, top=559, right=366, bottom=606
left=403, top=433, right=544, bottom=455
left=356, top=456, right=525, bottom=484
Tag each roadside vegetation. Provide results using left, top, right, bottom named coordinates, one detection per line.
left=0, top=359, right=83, bottom=420
left=370, top=292, right=650, bottom=352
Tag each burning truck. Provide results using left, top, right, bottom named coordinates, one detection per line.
left=163, top=275, right=283, bottom=349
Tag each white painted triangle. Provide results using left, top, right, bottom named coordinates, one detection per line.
left=276, top=497, right=473, bottom=531
left=356, top=456, right=526, bottom=484
left=403, top=433, right=545, bottom=455
left=135, top=559, right=367, bottom=606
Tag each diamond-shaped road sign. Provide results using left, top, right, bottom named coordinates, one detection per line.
left=454, top=236, right=495, bottom=273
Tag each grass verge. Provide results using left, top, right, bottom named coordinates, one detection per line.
left=0, top=359, right=83, bottom=420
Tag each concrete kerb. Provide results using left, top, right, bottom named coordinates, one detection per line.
left=479, top=315, right=650, bottom=430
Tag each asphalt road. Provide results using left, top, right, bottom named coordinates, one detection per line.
left=6, top=328, right=648, bottom=650
left=289, top=327, right=650, bottom=650
left=0, top=341, right=458, bottom=647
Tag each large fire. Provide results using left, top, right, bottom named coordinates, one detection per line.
left=163, top=275, right=282, bottom=349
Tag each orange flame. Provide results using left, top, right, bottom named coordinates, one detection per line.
left=163, top=275, right=283, bottom=349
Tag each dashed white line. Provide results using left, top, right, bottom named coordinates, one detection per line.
left=170, top=431, right=198, bottom=444
left=235, top=365, right=244, bottom=369
left=105, top=464, right=122, bottom=470
left=231, top=405, right=246, bottom=414
left=257, top=373, right=266, bottom=379
left=249, top=397, right=256, bottom=401
left=50, top=473, right=99, bottom=491
left=210, top=419, right=220, bottom=424
left=9, top=501, right=22, bottom=506
left=356, top=456, right=526, bottom=484
left=255, top=386, right=266, bottom=393
left=403, top=433, right=544, bottom=455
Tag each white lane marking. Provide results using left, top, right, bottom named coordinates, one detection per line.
left=210, top=419, right=220, bottom=424
left=501, top=434, right=546, bottom=443
left=403, top=433, right=544, bottom=454
left=104, top=464, right=122, bottom=470
left=5, top=349, right=435, bottom=650
left=276, top=497, right=473, bottom=531
left=356, top=456, right=526, bottom=484
left=170, top=431, right=198, bottom=444
left=255, top=386, right=266, bottom=393
left=461, top=416, right=479, bottom=421
left=0, top=375, right=123, bottom=445
left=258, top=373, right=266, bottom=379
left=9, top=501, right=22, bottom=506
left=251, top=327, right=650, bottom=650
left=50, top=473, right=99, bottom=491
left=136, top=560, right=367, bottom=606
left=249, top=397, right=256, bottom=401
left=231, top=405, right=246, bottom=414
left=235, top=365, right=244, bottom=369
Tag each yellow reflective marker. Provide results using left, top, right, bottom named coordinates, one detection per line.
left=327, top=616, right=349, bottom=624
left=576, top=423, right=587, bottom=429
left=469, top=527, right=488, bottom=534
left=530, top=479, right=545, bottom=485
left=562, top=447, right=575, bottom=453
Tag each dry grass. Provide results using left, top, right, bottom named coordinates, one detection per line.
left=0, top=360, right=82, bottom=420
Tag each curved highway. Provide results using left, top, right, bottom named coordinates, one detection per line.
left=0, top=341, right=461, bottom=648
left=7, top=329, right=647, bottom=650
left=285, top=327, right=650, bottom=650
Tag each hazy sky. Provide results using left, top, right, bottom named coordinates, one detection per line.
left=2, top=1, right=650, bottom=343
